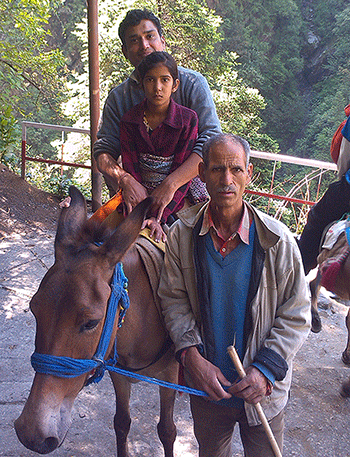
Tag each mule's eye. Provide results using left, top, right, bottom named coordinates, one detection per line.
left=80, top=319, right=100, bottom=333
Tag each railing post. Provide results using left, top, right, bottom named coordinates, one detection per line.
left=21, top=123, right=27, bottom=179
left=87, top=0, right=102, bottom=211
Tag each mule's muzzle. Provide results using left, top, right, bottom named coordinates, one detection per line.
left=14, top=417, right=60, bottom=454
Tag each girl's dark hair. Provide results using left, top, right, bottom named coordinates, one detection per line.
left=138, top=52, right=178, bottom=85
left=118, top=9, right=163, bottom=46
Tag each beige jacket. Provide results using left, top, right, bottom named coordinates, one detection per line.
left=158, top=200, right=311, bottom=426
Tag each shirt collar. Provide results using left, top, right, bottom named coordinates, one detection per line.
left=122, top=97, right=183, bottom=129
left=129, top=69, right=140, bottom=84
left=199, top=201, right=251, bottom=245
left=162, top=98, right=183, bottom=128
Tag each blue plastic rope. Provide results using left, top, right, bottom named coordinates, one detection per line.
left=93, top=262, right=129, bottom=363
left=346, top=218, right=350, bottom=247
left=31, top=262, right=129, bottom=385
left=30, top=262, right=208, bottom=396
left=31, top=352, right=97, bottom=378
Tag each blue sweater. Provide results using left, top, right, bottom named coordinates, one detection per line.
left=204, top=221, right=255, bottom=408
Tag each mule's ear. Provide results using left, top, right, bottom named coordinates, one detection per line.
left=99, top=197, right=152, bottom=265
left=55, top=186, right=87, bottom=249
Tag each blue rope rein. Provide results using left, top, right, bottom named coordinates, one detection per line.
left=30, top=262, right=207, bottom=397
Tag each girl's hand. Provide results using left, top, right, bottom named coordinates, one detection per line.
left=150, top=179, right=176, bottom=223
left=142, top=217, right=167, bottom=243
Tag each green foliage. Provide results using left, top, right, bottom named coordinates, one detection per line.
left=212, top=53, right=279, bottom=152
left=154, top=0, right=224, bottom=87
left=0, top=107, right=18, bottom=165
left=48, top=0, right=87, bottom=73
left=26, top=163, right=91, bottom=199
left=213, top=0, right=350, bottom=159
left=0, top=0, right=78, bottom=177
left=291, top=1, right=350, bottom=160
left=0, top=0, right=67, bottom=117
left=215, top=0, right=305, bottom=153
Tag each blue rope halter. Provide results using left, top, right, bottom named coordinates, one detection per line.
left=31, top=262, right=130, bottom=385
left=30, top=262, right=207, bottom=397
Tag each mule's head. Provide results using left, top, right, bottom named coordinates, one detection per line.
left=15, top=187, right=151, bottom=454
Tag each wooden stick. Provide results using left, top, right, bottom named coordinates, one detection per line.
left=227, top=345, right=283, bottom=457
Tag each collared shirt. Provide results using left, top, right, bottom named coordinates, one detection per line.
left=199, top=202, right=252, bottom=257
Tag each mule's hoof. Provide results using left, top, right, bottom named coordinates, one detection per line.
left=311, top=315, right=322, bottom=333
left=342, top=351, right=350, bottom=366
left=340, top=380, right=350, bottom=397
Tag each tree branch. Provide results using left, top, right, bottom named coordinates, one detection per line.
left=0, top=58, right=57, bottom=111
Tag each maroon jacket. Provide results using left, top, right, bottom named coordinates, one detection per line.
left=120, top=98, right=198, bottom=223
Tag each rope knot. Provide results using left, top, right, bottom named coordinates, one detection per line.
left=86, top=358, right=107, bottom=385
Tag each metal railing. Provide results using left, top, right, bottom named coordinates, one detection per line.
left=21, top=121, right=91, bottom=179
left=20, top=121, right=338, bottom=214
left=248, top=150, right=337, bottom=206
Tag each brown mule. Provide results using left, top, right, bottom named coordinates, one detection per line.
left=14, top=187, right=178, bottom=456
left=309, top=226, right=350, bottom=397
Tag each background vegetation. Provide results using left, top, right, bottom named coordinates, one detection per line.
left=1, top=0, right=347, bottom=229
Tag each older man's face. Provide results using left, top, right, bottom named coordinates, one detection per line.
left=122, top=19, right=166, bottom=68
left=199, top=141, right=253, bottom=210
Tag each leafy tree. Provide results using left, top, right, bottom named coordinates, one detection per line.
left=289, top=3, right=350, bottom=160
left=214, top=0, right=304, bottom=152
left=47, top=0, right=87, bottom=73
left=0, top=0, right=67, bottom=118
left=211, top=0, right=350, bottom=159
left=0, top=0, right=77, bottom=170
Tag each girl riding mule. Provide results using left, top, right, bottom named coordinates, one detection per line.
left=14, top=187, right=179, bottom=457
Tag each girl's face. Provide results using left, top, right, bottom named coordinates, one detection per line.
left=142, top=63, right=179, bottom=109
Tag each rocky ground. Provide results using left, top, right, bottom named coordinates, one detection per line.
left=1, top=165, right=350, bottom=457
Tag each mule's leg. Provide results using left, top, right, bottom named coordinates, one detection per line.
left=341, top=378, right=350, bottom=397
left=157, top=385, right=177, bottom=457
left=110, top=373, right=132, bottom=457
left=341, top=309, right=350, bottom=365
left=310, top=271, right=322, bottom=333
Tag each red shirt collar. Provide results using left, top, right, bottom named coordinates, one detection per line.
left=200, top=202, right=251, bottom=246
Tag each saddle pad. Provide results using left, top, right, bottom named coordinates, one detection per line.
left=321, top=219, right=348, bottom=250
left=88, top=191, right=122, bottom=225
left=135, top=236, right=165, bottom=322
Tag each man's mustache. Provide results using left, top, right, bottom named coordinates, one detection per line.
left=217, top=185, right=236, bottom=193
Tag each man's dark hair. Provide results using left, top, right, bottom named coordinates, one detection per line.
left=118, top=9, right=163, bottom=46
left=138, top=51, right=178, bottom=84
left=202, top=133, right=251, bottom=169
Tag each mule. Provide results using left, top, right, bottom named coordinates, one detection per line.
left=14, top=186, right=178, bottom=456
left=309, top=232, right=350, bottom=397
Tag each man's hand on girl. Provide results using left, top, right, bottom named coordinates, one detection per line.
left=120, top=173, right=148, bottom=214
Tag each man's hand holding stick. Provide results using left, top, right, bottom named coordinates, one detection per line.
left=227, top=345, right=283, bottom=457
